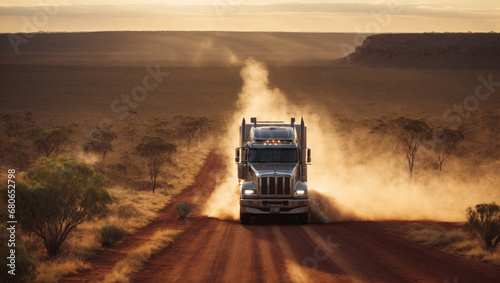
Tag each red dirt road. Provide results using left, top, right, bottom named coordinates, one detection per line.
left=62, top=152, right=500, bottom=283
left=133, top=220, right=500, bottom=283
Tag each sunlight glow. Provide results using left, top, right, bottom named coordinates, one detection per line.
left=0, top=0, right=498, bottom=32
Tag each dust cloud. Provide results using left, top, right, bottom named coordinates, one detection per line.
left=202, top=58, right=499, bottom=222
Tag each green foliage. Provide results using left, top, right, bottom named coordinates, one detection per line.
left=100, top=224, right=126, bottom=247
left=33, top=127, right=68, bottom=157
left=12, top=155, right=112, bottom=258
left=83, top=127, right=117, bottom=158
left=0, top=223, right=36, bottom=282
left=465, top=202, right=500, bottom=252
left=137, top=136, right=176, bottom=193
left=176, top=201, right=193, bottom=219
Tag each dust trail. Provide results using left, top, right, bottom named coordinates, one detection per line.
left=203, top=58, right=500, bottom=222
left=203, top=58, right=295, bottom=220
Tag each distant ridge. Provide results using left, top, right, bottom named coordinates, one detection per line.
left=344, top=33, right=500, bottom=69
left=0, top=31, right=357, bottom=67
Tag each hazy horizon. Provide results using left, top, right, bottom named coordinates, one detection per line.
left=0, top=0, right=499, bottom=33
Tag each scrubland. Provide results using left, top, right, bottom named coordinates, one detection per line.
left=397, top=223, right=500, bottom=267
left=0, top=31, right=499, bottom=281
left=0, top=112, right=211, bottom=282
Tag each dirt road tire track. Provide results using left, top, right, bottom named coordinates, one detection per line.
left=133, top=220, right=500, bottom=283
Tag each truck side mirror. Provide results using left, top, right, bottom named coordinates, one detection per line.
left=235, top=148, right=240, bottom=163
left=307, top=148, right=311, bottom=163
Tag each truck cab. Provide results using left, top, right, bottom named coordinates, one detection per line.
left=236, top=117, right=311, bottom=224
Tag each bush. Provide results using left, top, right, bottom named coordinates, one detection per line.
left=176, top=201, right=192, bottom=219
left=11, top=155, right=112, bottom=258
left=100, top=224, right=126, bottom=247
left=465, top=202, right=500, bottom=252
left=117, top=204, right=140, bottom=222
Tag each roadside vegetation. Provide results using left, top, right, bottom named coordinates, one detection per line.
left=0, top=112, right=213, bottom=282
left=1, top=107, right=498, bottom=281
left=397, top=203, right=500, bottom=267
left=102, top=229, right=181, bottom=283
left=334, top=109, right=499, bottom=177
left=176, top=201, right=193, bottom=219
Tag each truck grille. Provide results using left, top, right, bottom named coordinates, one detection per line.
left=260, top=176, right=292, bottom=196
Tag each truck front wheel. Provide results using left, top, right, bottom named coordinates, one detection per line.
left=297, top=213, right=308, bottom=225
left=240, top=212, right=251, bottom=224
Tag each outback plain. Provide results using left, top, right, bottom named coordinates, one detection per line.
left=1, top=31, right=500, bottom=282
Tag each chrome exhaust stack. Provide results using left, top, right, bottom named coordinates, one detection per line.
left=300, top=117, right=307, bottom=182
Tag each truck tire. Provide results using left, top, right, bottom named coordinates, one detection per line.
left=240, top=212, right=251, bottom=224
left=297, top=213, right=308, bottom=225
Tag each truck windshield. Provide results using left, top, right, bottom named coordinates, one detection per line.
left=248, top=148, right=298, bottom=163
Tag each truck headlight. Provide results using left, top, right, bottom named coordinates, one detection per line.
left=243, top=189, right=257, bottom=195
left=295, top=190, right=306, bottom=195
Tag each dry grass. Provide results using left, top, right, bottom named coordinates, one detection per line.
left=399, top=223, right=500, bottom=267
left=102, top=229, right=181, bottom=283
left=32, top=147, right=209, bottom=282
left=36, top=258, right=90, bottom=283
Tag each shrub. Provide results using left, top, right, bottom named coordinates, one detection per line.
left=465, top=202, right=500, bottom=252
left=117, top=204, right=140, bottom=222
left=176, top=201, right=192, bottom=219
left=100, top=224, right=126, bottom=247
left=11, top=155, right=112, bottom=258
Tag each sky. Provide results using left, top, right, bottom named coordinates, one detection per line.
left=0, top=0, right=499, bottom=33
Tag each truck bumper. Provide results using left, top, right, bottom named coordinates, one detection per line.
left=240, top=199, right=309, bottom=214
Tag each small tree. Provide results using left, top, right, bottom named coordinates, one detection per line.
left=173, top=115, right=202, bottom=151
left=465, top=203, right=500, bottom=252
left=433, top=128, right=463, bottom=172
left=13, top=156, right=111, bottom=258
left=83, top=127, right=117, bottom=158
left=180, top=117, right=199, bottom=151
left=194, top=116, right=210, bottom=142
left=121, top=109, right=137, bottom=133
left=393, top=117, right=431, bottom=176
left=34, top=127, right=68, bottom=157
left=136, top=136, right=176, bottom=193
left=1, top=111, right=36, bottom=138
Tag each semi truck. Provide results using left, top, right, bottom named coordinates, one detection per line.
left=235, top=117, right=311, bottom=224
